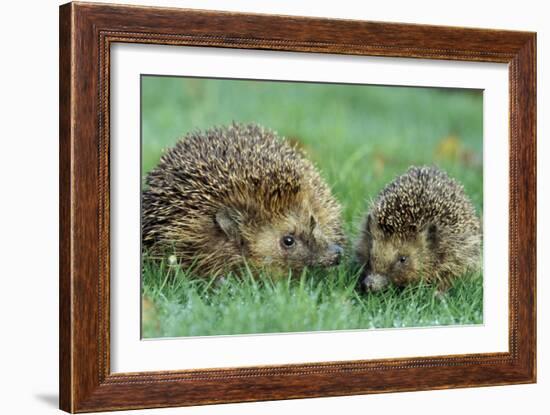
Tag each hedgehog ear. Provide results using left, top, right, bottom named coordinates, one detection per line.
left=421, top=223, right=439, bottom=247
left=365, top=213, right=377, bottom=236
left=310, top=214, right=317, bottom=232
left=215, top=208, right=243, bottom=242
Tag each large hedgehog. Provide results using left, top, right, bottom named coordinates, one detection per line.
left=355, top=166, right=481, bottom=292
left=142, top=123, right=345, bottom=277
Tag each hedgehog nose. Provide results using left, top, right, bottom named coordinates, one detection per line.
left=328, top=244, right=343, bottom=265
left=361, top=275, right=374, bottom=292
left=361, top=273, right=389, bottom=292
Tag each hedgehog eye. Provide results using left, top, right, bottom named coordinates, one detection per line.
left=398, top=255, right=408, bottom=264
left=281, top=235, right=296, bottom=248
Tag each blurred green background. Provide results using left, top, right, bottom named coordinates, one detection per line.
left=141, top=76, right=483, bottom=338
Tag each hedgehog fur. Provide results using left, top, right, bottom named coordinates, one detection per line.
left=142, top=123, right=345, bottom=277
left=354, top=165, right=481, bottom=291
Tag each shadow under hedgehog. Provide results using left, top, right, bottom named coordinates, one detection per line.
left=142, top=123, right=345, bottom=278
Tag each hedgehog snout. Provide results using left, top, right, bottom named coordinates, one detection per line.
left=326, top=244, right=343, bottom=266
left=361, top=273, right=390, bottom=292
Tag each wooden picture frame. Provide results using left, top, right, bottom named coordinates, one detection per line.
left=59, top=2, right=536, bottom=412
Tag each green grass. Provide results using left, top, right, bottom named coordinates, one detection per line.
left=141, top=76, right=484, bottom=338
left=142, top=257, right=483, bottom=338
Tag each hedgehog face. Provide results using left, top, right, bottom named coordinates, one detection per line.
left=360, top=236, right=427, bottom=291
left=357, top=214, right=432, bottom=291
left=250, top=213, right=343, bottom=272
left=216, top=207, right=343, bottom=274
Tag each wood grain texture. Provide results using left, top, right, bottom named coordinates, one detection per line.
left=59, top=2, right=537, bottom=412
left=59, top=3, right=73, bottom=411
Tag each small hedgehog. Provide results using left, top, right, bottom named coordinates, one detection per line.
left=142, top=123, right=345, bottom=277
left=355, top=166, right=481, bottom=292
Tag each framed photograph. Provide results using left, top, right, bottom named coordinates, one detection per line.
left=59, top=2, right=536, bottom=412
